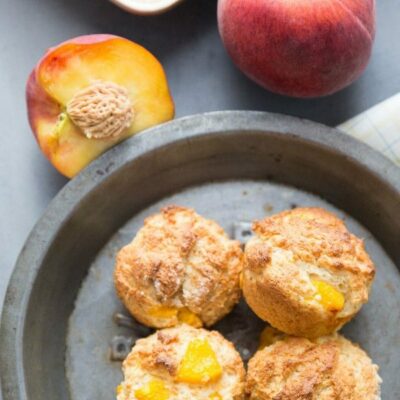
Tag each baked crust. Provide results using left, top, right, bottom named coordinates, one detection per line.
left=246, top=334, right=381, bottom=400
left=117, top=325, right=246, bottom=400
left=115, top=205, right=244, bottom=328
left=243, top=207, right=375, bottom=337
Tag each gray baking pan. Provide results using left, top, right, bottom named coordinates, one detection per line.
left=1, top=111, right=400, bottom=400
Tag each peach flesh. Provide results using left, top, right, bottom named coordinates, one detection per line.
left=26, top=34, right=174, bottom=177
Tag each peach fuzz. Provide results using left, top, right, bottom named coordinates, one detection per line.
left=218, top=0, right=375, bottom=98
left=27, top=34, right=174, bottom=178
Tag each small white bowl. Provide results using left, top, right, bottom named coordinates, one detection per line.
left=110, top=0, right=183, bottom=15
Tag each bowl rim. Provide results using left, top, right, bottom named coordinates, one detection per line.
left=1, top=110, right=399, bottom=399
left=108, top=0, right=183, bottom=15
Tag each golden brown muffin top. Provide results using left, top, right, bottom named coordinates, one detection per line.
left=246, top=208, right=375, bottom=316
left=115, top=205, right=243, bottom=327
left=250, top=207, right=374, bottom=278
left=242, top=207, right=376, bottom=337
left=246, top=334, right=381, bottom=400
left=119, top=325, right=246, bottom=400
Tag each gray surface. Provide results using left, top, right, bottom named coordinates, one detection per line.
left=1, top=112, right=400, bottom=399
left=1, top=0, right=400, bottom=315
left=0, top=0, right=400, bottom=397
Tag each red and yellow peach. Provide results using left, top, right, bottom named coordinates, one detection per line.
left=218, top=0, right=376, bottom=98
left=27, top=34, right=174, bottom=178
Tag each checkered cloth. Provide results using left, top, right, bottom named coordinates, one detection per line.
left=339, top=93, right=400, bottom=166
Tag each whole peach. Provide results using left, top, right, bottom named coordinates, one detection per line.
left=218, top=0, right=375, bottom=98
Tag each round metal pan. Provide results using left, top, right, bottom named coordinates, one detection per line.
left=1, top=111, right=400, bottom=399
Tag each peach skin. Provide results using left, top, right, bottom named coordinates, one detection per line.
left=218, top=0, right=375, bottom=98
left=27, top=34, right=174, bottom=178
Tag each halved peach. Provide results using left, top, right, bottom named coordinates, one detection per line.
left=27, top=34, right=174, bottom=178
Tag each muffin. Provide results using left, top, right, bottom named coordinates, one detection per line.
left=116, top=324, right=246, bottom=400
left=246, top=334, right=381, bottom=400
left=114, top=205, right=244, bottom=328
left=243, top=207, right=375, bottom=337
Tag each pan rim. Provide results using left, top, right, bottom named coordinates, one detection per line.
left=1, top=110, right=399, bottom=399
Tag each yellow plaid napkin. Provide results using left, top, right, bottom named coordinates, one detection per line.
left=339, top=93, right=400, bottom=166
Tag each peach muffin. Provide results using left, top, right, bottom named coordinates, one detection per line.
left=243, top=207, right=375, bottom=337
left=116, top=324, right=246, bottom=400
left=246, top=333, right=381, bottom=400
left=115, top=206, right=244, bottom=328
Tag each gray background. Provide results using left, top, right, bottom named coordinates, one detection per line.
left=0, top=0, right=399, bottom=320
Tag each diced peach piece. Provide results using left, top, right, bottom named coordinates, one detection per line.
left=259, top=326, right=276, bottom=350
left=148, top=306, right=203, bottom=327
left=27, top=34, right=174, bottom=178
left=311, top=279, right=345, bottom=312
left=148, top=306, right=178, bottom=319
left=209, top=392, right=223, bottom=400
left=134, top=379, right=170, bottom=400
left=258, top=326, right=285, bottom=350
left=177, top=339, right=222, bottom=384
left=177, top=308, right=203, bottom=328
left=116, top=384, right=123, bottom=395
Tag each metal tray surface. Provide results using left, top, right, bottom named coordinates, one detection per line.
left=1, top=111, right=400, bottom=400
